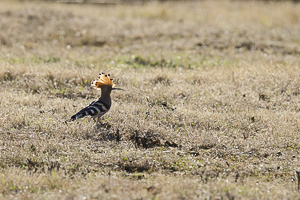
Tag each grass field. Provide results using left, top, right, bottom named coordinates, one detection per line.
left=1, top=0, right=300, bottom=199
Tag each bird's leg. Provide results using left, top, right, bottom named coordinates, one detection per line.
left=94, top=115, right=103, bottom=130
left=91, top=117, right=101, bottom=131
left=97, top=115, right=103, bottom=125
left=92, top=118, right=98, bottom=131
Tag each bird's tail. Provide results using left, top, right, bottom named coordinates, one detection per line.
left=64, top=114, right=79, bottom=124
left=70, top=114, right=82, bottom=121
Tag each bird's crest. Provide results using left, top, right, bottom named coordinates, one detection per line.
left=91, top=73, right=115, bottom=89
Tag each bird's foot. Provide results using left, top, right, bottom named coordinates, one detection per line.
left=94, top=122, right=104, bottom=130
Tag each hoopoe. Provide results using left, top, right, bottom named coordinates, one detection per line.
left=70, top=73, right=122, bottom=123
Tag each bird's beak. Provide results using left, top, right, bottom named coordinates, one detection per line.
left=112, top=88, right=123, bottom=90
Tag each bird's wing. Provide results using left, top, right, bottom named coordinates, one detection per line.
left=70, top=100, right=109, bottom=121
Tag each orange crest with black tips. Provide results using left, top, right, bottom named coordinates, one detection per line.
left=91, top=73, right=115, bottom=89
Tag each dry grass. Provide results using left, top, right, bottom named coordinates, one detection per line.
left=0, top=0, right=300, bottom=199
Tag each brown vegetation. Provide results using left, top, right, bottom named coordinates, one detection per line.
left=0, top=0, right=300, bottom=199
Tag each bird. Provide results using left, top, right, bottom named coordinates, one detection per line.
left=69, top=73, right=122, bottom=124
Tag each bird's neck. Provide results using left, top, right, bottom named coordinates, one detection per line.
left=99, top=91, right=111, bottom=103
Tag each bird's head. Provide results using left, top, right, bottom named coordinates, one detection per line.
left=91, top=73, right=123, bottom=95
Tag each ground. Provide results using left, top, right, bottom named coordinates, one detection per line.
left=0, top=0, right=300, bottom=199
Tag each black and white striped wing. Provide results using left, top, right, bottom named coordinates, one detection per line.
left=71, top=101, right=109, bottom=121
